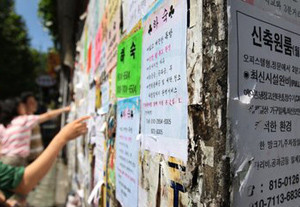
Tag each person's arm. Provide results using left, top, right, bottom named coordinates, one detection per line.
left=0, top=192, right=12, bottom=207
left=0, top=191, right=6, bottom=204
left=38, top=106, right=70, bottom=124
left=14, top=116, right=90, bottom=195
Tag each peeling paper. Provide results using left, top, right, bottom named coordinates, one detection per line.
left=237, top=85, right=257, bottom=105
left=88, top=180, right=104, bottom=204
left=160, top=161, right=170, bottom=207
left=234, top=157, right=254, bottom=194
left=97, top=107, right=107, bottom=115
left=100, top=122, right=106, bottom=133
left=77, top=189, right=84, bottom=198
left=138, top=186, right=148, bottom=207
left=140, top=134, right=188, bottom=163
left=200, top=141, right=214, bottom=168
left=139, top=152, right=160, bottom=207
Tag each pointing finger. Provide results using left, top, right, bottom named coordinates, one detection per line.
left=76, top=116, right=91, bottom=123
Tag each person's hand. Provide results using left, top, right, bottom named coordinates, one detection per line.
left=63, top=106, right=71, bottom=112
left=6, top=199, right=19, bottom=207
left=0, top=191, right=6, bottom=205
left=58, top=116, right=90, bottom=142
left=0, top=197, right=18, bottom=207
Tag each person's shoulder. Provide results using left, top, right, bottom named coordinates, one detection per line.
left=11, top=115, right=39, bottom=128
left=14, top=115, right=38, bottom=122
left=12, top=115, right=28, bottom=125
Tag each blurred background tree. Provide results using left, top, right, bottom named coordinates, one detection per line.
left=38, top=0, right=58, bottom=48
left=0, top=0, right=46, bottom=99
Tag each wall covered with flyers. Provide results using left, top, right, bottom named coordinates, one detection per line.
left=66, top=0, right=229, bottom=206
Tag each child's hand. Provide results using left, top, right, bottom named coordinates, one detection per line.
left=58, top=116, right=90, bottom=142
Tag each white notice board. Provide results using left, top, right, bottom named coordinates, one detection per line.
left=229, top=1, right=300, bottom=206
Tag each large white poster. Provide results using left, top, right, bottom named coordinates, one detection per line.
left=141, top=0, right=188, bottom=161
left=229, top=1, right=300, bottom=206
left=116, top=97, right=140, bottom=207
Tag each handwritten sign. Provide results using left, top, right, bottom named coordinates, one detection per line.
left=116, top=97, right=140, bottom=207
left=141, top=0, right=188, bottom=161
left=116, top=29, right=143, bottom=98
left=107, top=0, right=120, bottom=25
left=106, top=10, right=120, bottom=73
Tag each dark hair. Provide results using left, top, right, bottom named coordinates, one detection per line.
left=0, top=98, right=22, bottom=127
left=21, top=91, right=35, bottom=104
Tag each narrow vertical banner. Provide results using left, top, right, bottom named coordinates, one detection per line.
left=115, top=97, right=140, bottom=207
left=87, top=43, right=92, bottom=73
left=94, top=25, right=102, bottom=69
left=116, top=29, right=143, bottom=98
left=141, top=0, right=188, bottom=162
left=106, top=10, right=120, bottom=73
left=83, top=25, right=89, bottom=69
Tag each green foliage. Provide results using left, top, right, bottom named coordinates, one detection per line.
left=38, top=0, right=58, bottom=47
left=0, top=0, right=46, bottom=99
